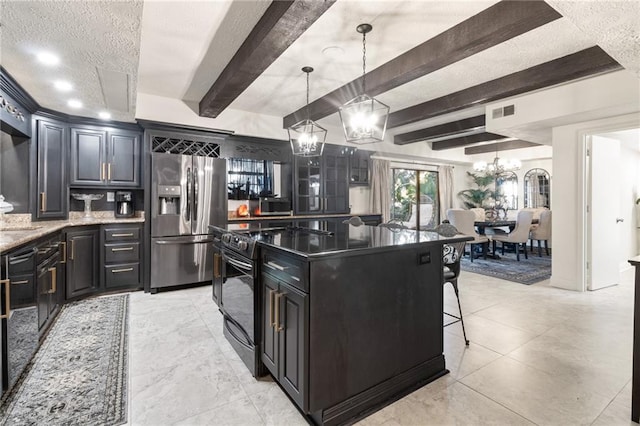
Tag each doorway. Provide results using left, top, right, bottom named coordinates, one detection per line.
left=584, top=127, right=640, bottom=290
left=390, top=169, right=439, bottom=229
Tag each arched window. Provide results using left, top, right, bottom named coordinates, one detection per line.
left=524, top=168, right=550, bottom=208
left=496, top=171, right=518, bottom=210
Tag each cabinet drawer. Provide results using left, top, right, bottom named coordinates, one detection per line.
left=261, top=250, right=307, bottom=292
left=10, top=273, right=35, bottom=308
left=105, top=263, right=140, bottom=288
left=104, top=227, right=140, bottom=242
left=104, top=242, right=140, bottom=263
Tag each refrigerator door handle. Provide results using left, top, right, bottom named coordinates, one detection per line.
left=193, top=166, right=199, bottom=223
left=186, top=167, right=192, bottom=222
left=154, top=239, right=213, bottom=245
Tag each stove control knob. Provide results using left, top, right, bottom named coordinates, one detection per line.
left=238, top=241, right=249, bottom=251
left=222, top=234, right=231, bottom=243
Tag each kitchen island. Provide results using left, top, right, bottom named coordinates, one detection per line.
left=254, top=222, right=471, bottom=425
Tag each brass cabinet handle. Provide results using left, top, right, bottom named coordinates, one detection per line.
left=101, top=162, right=106, bottom=180
left=213, top=253, right=220, bottom=278
left=112, top=233, right=134, bottom=237
left=40, top=192, right=46, bottom=212
left=48, top=267, right=56, bottom=294
left=70, top=239, right=75, bottom=260
left=11, top=280, right=29, bottom=285
left=0, top=278, right=9, bottom=319
left=108, top=163, right=112, bottom=180
left=275, top=292, right=284, bottom=332
left=111, top=247, right=133, bottom=252
left=112, top=267, right=133, bottom=273
left=60, top=241, right=67, bottom=264
left=269, top=289, right=276, bottom=328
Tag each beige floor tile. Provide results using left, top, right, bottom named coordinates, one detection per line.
left=443, top=330, right=502, bottom=380
left=445, top=314, right=538, bottom=354
left=172, top=397, right=265, bottom=426
left=460, top=356, right=612, bottom=425
left=247, top=385, right=307, bottom=426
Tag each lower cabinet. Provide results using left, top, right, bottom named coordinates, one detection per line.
left=65, top=227, right=100, bottom=299
left=102, top=224, right=143, bottom=290
left=37, top=252, right=61, bottom=331
left=261, top=272, right=308, bottom=409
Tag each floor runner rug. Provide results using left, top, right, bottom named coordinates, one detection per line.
left=0, top=294, right=129, bottom=426
left=460, top=250, right=551, bottom=285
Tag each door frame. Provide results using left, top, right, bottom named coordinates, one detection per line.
left=580, top=119, right=640, bottom=291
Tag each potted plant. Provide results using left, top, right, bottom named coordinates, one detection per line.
left=457, top=172, right=494, bottom=209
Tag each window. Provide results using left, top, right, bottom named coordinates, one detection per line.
left=496, top=171, right=518, bottom=210
left=524, top=168, right=550, bottom=208
left=391, top=169, right=439, bottom=229
left=227, top=158, right=274, bottom=200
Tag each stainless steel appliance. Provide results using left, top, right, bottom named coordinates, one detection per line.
left=1, top=244, right=40, bottom=396
left=249, top=197, right=291, bottom=216
left=115, top=191, right=134, bottom=218
left=151, top=153, right=227, bottom=290
left=209, top=224, right=285, bottom=377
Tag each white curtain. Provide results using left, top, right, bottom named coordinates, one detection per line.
left=438, top=165, right=454, bottom=222
left=369, top=158, right=391, bottom=223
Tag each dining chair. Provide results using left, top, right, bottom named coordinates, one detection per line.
left=433, top=223, right=469, bottom=346
left=446, top=209, right=488, bottom=262
left=470, top=208, right=486, bottom=221
left=529, top=210, right=551, bottom=256
left=491, top=210, right=534, bottom=261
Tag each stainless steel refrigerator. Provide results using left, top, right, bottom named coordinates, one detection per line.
left=150, top=152, right=227, bottom=290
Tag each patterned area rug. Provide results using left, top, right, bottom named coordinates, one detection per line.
left=0, top=294, right=129, bottom=426
left=460, top=249, right=551, bottom=285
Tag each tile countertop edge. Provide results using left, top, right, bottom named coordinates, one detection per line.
left=0, top=216, right=145, bottom=253
left=630, top=256, right=640, bottom=266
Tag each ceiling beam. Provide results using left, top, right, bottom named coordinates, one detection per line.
left=199, top=0, right=336, bottom=119
left=431, top=132, right=507, bottom=151
left=394, top=115, right=485, bottom=145
left=465, top=140, right=540, bottom=155
left=283, top=0, right=562, bottom=128
left=388, top=46, right=622, bottom=128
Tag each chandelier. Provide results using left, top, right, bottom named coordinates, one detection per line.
left=338, top=23, right=390, bottom=144
left=473, top=156, right=521, bottom=174
left=288, top=66, right=326, bottom=157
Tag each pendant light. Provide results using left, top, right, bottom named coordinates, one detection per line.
left=288, top=66, right=326, bottom=157
left=339, top=23, right=390, bottom=144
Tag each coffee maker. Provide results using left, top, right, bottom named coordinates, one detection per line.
left=115, top=191, right=134, bottom=218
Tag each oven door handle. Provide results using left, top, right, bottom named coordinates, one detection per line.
left=223, top=316, right=253, bottom=350
left=221, top=252, right=253, bottom=272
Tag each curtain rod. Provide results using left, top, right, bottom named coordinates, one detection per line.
left=370, top=155, right=455, bottom=168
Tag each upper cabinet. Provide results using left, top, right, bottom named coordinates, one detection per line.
left=349, top=150, right=371, bottom=186
left=70, top=126, right=141, bottom=188
left=35, top=118, right=68, bottom=219
left=294, top=144, right=349, bottom=215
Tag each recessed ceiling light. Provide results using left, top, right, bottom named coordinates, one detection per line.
left=54, top=80, right=73, bottom=92
left=67, top=99, right=83, bottom=109
left=98, top=111, right=111, bottom=120
left=37, top=51, right=60, bottom=66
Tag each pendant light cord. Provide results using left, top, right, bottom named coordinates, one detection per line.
left=306, top=70, right=310, bottom=119
left=362, top=31, right=367, bottom=94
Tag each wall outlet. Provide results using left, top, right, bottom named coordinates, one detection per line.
left=107, top=191, right=115, bottom=202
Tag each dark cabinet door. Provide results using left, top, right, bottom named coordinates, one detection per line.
left=47, top=257, right=60, bottom=318
left=36, top=262, right=51, bottom=330
left=36, top=119, right=68, bottom=219
left=66, top=228, right=100, bottom=299
left=322, top=148, right=349, bottom=214
left=261, top=274, right=279, bottom=377
left=277, top=282, right=307, bottom=409
left=107, top=130, right=140, bottom=187
left=294, top=157, right=322, bottom=214
left=70, top=127, right=107, bottom=186
left=349, top=150, right=370, bottom=186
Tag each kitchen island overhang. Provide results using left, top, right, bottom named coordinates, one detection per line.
left=255, top=223, right=472, bottom=425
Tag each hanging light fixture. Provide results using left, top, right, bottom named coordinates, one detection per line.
left=288, top=66, right=326, bottom=157
left=473, top=155, right=521, bottom=174
left=339, top=23, right=390, bottom=144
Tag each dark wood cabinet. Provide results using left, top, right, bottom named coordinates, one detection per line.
left=101, top=224, right=143, bottom=290
left=36, top=119, right=68, bottom=219
left=261, top=249, right=308, bottom=410
left=294, top=144, right=349, bottom=215
left=349, top=150, right=371, bottom=186
left=37, top=251, right=60, bottom=331
left=70, top=126, right=141, bottom=188
left=65, top=227, right=100, bottom=299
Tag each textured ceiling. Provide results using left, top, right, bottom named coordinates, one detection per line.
left=1, top=0, right=143, bottom=122
left=1, top=0, right=638, bottom=143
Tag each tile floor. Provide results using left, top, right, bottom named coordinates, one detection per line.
left=127, top=270, right=636, bottom=425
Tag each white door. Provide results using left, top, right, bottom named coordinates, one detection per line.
left=588, top=135, right=621, bottom=290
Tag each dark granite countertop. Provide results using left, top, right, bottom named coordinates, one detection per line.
left=211, top=220, right=472, bottom=259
